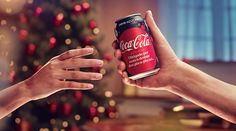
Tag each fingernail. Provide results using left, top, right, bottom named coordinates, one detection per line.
left=86, top=48, right=94, bottom=53
left=97, top=60, right=104, bottom=66
left=88, top=84, right=94, bottom=88
left=95, top=73, right=103, bottom=79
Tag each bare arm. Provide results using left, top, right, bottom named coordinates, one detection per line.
left=169, top=61, right=236, bottom=123
left=0, top=48, right=103, bottom=119
left=113, top=10, right=236, bottom=124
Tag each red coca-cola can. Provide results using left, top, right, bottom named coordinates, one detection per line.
left=115, top=13, right=160, bottom=80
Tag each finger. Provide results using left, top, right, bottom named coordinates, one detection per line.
left=57, top=58, right=103, bottom=69
left=60, top=71, right=103, bottom=80
left=118, top=61, right=126, bottom=71
left=57, top=48, right=94, bottom=61
left=114, top=49, right=122, bottom=59
left=60, top=81, right=94, bottom=90
left=112, top=40, right=119, bottom=49
left=145, top=10, right=177, bottom=63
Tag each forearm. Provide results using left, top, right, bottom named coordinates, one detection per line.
left=0, top=80, right=31, bottom=119
left=168, top=61, right=236, bottom=124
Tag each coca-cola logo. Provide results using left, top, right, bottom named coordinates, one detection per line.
left=120, top=33, right=151, bottom=52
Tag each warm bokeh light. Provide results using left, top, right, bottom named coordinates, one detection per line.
left=0, top=0, right=26, bottom=14
left=173, top=105, right=184, bottom=112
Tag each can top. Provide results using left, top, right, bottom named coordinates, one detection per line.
left=115, top=13, right=142, bottom=23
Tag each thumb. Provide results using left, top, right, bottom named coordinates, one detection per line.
left=145, top=10, right=177, bottom=66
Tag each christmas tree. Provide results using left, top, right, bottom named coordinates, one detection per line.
left=0, top=0, right=117, bottom=130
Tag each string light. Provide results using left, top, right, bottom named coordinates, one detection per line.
left=65, top=38, right=72, bottom=45
left=62, top=121, right=68, bottom=128
left=64, top=24, right=71, bottom=30
left=92, top=117, right=99, bottom=123
left=74, top=114, right=81, bottom=121
left=97, top=106, right=105, bottom=113
left=91, top=101, right=98, bottom=107
left=105, top=91, right=112, bottom=98
left=93, top=28, right=100, bottom=35
left=50, top=119, right=56, bottom=125
left=22, top=65, right=28, bottom=72
left=173, top=105, right=184, bottom=112
left=100, top=68, right=106, bottom=75
left=15, top=118, right=21, bottom=124
left=1, top=20, right=7, bottom=25
left=109, top=100, right=116, bottom=107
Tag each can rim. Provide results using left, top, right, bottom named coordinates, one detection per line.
left=115, top=13, right=141, bottom=23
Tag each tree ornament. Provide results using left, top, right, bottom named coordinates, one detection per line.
left=81, top=2, right=90, bottom=12
left=55, top=13, right=64, bottom=26
left=49, top=36, right=57, bottom=48
left=74, top=91, right=83, bottom=103
left=35, top=7, right=43, bottom=16
left=49, top=102, right=59, bottom=114
left=89, top=20, right=97, bottom=29
left=19, top=14, right=28, bottom=24
left=89, top=107, right=97, bottom=118
left=103, top=53, right=112, bottom=62
left=82, top=36, right=93, bottom=45
left=63, top=103, right=72, bottom=116
left=27, top=43, right=36, bottom=55
left=17, top=119, right=31, bottom=131
left=73, top=4, right=82, bottom=14
left=19, top=29, right=28, bottom=40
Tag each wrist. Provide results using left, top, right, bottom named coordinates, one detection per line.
left=20, top=79, right=33, bottom=102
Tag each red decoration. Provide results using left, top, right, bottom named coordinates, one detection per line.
left=89, top=107, right=97, bottom=118
left=19, top=29, right=28, bottom=40
left=82, top=2, right=90, bottom=12
left=27, top=43, right=36, bottom=55
left=20, top=15, right=28, bottom=24
left=17, top=119, right=31, bottom=131
left=103, top=53, right=112, bottom=62
left=49, top=102, right=58, bottom=114
left=74, top=91, right=83, bottom=103
left=35, top=7, right=43, bottom=16
left=9, top=70, right=16, bottom=82
left=63, top=103, right=72, bottom=116
left=55, top=13, right=64, bottom=26
left=106, top=106, right=117, bottom=118
left=73, top=4, right=82, bottom=14
left=82, top=36, right=93, bottom=45
left=89, top=20, right=97, bottom=29
left=49, top=36, right=57, bottom=48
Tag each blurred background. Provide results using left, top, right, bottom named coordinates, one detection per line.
left=0, top=0, right=236, bottom=131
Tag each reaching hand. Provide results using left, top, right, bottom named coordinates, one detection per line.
left=24, top=48, right=103, bottom=100
left=113, top=10, right=181, bottom=90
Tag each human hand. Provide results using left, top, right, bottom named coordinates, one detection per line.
left=113, top=10, right=182, bottom=90
left=24, top=48, right=103, bottom=100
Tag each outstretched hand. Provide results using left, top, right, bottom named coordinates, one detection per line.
left=25, top=48, right=103, bottom=100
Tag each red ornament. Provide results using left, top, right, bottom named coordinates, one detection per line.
left=82, top=36, right=93, bottom=45
left=63, top=103, right=72, bottom=116
left=20, top=14, right=28, bottom=24
left=9, top=70, right=16, bottom=82
left=103, top=53, right=112, bottom=62
left=49, top=36, right=57, bottom=48
left=35, top=7, right=43, bottom=16
left=19, top=29, right=28, bottom=40
left=89, top=107, right=97, bottom=118
left=73, top=4, right=82, bottom=14
left=18, top=119, right=31, bottom=131
left=27, top=43, right=36, bottom=55
left=74, top=91, right=83, bottom=103
left=49, top=102, right=58, bottom=114
left=55, top=13, right=64, bottom=26
left=82, top=2, right=90, bottom=12
left=89, top=20, right=97, bottom=29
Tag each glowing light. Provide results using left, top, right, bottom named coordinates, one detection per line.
left=109, top=100, right=116, bottom=107
left=74, top=114, right=81, bottom=121
left=93, top=28, right=100, bottom=35
left=91, top=101, right=98, bottom=107
left=56, top=13, right=64, bottom=21
left=65, top=38, right=72, bottom=45
left=6, top=7, right=12, bottom=14
left=15, top=118, right=21, bottom=124
left=64, top=24, right=71, bottom=30
left=105, top=91, right=112, bottom=98
left=93, top=117, right=99, bottom=123
left=173, top=105, right=184, bottom=112
left=74, top=4, right=82, bottom=13
left=62, top=121, right=68, bottom=128
left=97, top=106, right=105, bottom=113
left=1, top=20, right=7, bottom=25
